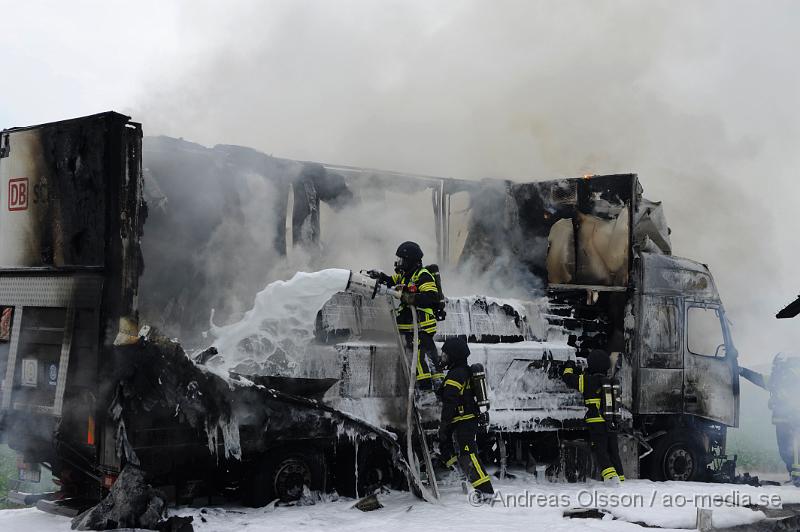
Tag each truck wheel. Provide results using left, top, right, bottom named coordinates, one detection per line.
left=649, top=433, right=705, bottom=482
left=356, top=444, right=393, bottom=497
left=244, top=449, right=326, bottom=507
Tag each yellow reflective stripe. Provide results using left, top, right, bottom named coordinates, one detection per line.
left=411, top=268, right=431, bottom=282
left=792, top=471, right=800, bottom=477
left=431, top=372, right=445, bottom=379
left=445, top=379, right=463, bottom=391
left=452, top=413, right=476, bottom=423
left=601, top=467, right=617, bottom=479
left=586, top=416, right=605, bottom=423
left=578, top=374, right=584, bottom=393
left=563, top=367, right=574, bottom=375
left=446, top=456, right=458, bottom=467
left=618, top=476, right=625, bottom=482
left=416, top=373, right=432, bottom=380
left=585, top=398, right=601, bottom=407
left=470, top=453, right=489, bottom=482
left=472, top=476, right=492, bottom=487
left=418, top=282, right=437, bottom=292
left=398, top=323, right=437, bottom=333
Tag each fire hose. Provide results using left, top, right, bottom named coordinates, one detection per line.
left=344, top=270, right=439, bottom=501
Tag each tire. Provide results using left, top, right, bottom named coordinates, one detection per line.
left=355, top=443, right=393, bottom=497
left=648, top=432, right=706, bottom=482
left=244, top=448, right=326, bottom=507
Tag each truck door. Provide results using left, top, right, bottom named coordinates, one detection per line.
left=683, top=302, right=737, bottom=425
left=637, top=295, right=683, bottom=414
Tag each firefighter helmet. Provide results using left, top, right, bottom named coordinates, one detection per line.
left=394, top=241, right=424, bottom=273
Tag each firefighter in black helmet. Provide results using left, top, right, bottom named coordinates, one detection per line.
left=367, top=241, right=444, bottom=389
left=438, top=337, right=494, bottom=497
left=562, top=349, right=625, bottom=483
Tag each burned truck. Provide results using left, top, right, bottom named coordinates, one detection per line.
left=0, top=111, right=741, bottom=511
left=141, top=137, right=741, bottom=483
left=301, top=175, right=741, bottom=483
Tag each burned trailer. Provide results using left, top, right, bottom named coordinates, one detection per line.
left=0, top=112, right=145, bottom=499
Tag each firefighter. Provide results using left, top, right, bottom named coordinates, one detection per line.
left=562, top=349, right=625, bottom=484
left=437, top=337, right=494, bottom=497
left=367, top=241, right=444, bottom=389
left=768, top=354, right=800, bottom=486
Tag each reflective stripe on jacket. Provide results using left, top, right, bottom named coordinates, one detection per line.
left=562, top=366, right=606, bottom=424
left=392, top=267, right=438, bottom=334
left=440, top=366, right=478, bottom=424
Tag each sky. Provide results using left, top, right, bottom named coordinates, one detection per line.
left=1, top=0, right=799, bottom=365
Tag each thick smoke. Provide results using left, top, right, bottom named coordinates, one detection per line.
left=135, top=0, right=800, bottom=365
left=133, top=1, right=800, bottom=470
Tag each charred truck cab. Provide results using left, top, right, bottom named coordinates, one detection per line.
left=0, top=112, right=145, bottom=501
left=540, top=175, right=739, bottom=482
left=634, top=253, right=739, bottom=481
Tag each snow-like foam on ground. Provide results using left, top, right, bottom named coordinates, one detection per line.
left=8, top=475, right=800, bottom=531
left=208, top=269, right=351, bottom=376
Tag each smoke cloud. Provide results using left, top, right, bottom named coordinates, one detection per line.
left=127, top=0, right=800, bottom=473
left=133, top=0, right=800, bottom=366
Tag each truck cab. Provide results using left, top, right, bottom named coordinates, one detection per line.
left=635, top=252, right=739, bottom=480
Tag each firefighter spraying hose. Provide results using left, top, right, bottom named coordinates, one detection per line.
left=344, top=268, right=441, bottom=501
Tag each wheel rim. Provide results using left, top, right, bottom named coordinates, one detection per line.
left=273, top=458, right=312, bottom=501
left=664, top=444, right=694, bottom=481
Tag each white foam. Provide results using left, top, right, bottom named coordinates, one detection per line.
left=209, top=268, right=351, bottom=376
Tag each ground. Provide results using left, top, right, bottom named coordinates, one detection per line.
left=2, top=471, right=799, bottom=532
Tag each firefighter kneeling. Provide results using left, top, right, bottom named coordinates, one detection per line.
left=562, top=349, right=625, bottom=484
left=437, top=337, right=494, bottom=498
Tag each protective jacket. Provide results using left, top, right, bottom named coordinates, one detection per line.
left=440, top=365, right=478, bottom=425
left=388, top=267, right=439, bottom=334
left=562, top=367, right=606, bottom=424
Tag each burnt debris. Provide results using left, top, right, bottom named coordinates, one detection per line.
left=107, top=330, right=415, bottom=504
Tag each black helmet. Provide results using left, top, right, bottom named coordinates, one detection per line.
left=394, top=241, right=423, bottom=273
left=441, top=336, right=470, bottom=368
left=587, top=349, right=611, bottom=375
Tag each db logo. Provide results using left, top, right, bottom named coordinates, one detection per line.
left=8, top=178, right=28, bottom=211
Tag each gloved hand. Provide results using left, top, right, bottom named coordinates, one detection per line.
left=365, top=270, right=393, bottom=286
left=400, top=291, right=417, bottom=305
left=478, top=411, right=490, bottom=430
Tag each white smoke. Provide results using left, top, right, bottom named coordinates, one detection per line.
left=130, top=0, right=800, bottom=472
left=133, top=1, right=800, bottom=367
